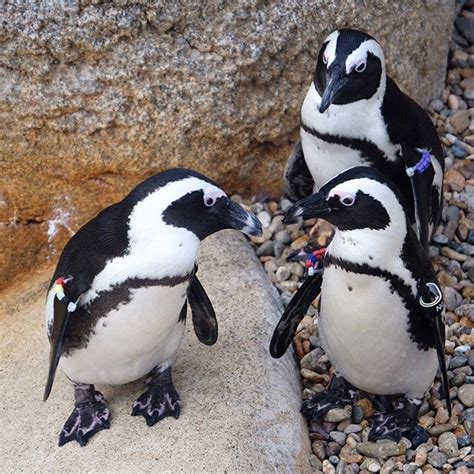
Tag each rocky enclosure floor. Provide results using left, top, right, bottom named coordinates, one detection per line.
left=243, top=2, right=474, bottom=473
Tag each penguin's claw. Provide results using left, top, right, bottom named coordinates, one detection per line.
left=59, top=388, right=110, bottom=447
left=368, top=398, right=427, bottom=447
left=301, top=375, right=357, bottom=421
left=131, top=366, right=180, bottom=427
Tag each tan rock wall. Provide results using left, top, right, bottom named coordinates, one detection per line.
left=0, top=0, right=454, bottom=288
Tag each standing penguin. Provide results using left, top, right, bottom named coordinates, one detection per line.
left=44, top=168, right=262, bottom=447
left=284, top=29, right=444, bottom=247
left=271, top=167, right=450, bottom=443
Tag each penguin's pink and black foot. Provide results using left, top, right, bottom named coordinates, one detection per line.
left=369, top=397, right=429, bottom=447
left=59, top=384, right=111, bottom=447
left=301, top=374, right=358, bottom=420
left=131, top=366, right=181, bottom=426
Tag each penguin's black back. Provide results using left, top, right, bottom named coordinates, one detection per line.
left=382, top=77, right=444, bottom=167
left=50, top=201, right=133, bottom=299
left=381, top=77, right=444, bottom=226
left=401, top=225, right=444, bottom=349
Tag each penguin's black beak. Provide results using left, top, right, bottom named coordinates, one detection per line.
left=319, top=65, right=348, bottom=113
left=226, top=200, right=263, bottom=237
left=283, top=192, right=331, bottom=224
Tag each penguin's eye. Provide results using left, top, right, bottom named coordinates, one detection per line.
left=322, top=54, right=328, bottom=65
left=341, top=196, right=355, bottom=206
left=204, top=196, right=216, bottom=207
left=355, top=61, right=367, bottom=73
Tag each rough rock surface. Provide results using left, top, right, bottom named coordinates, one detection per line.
left=0, top=231, right=311, bottom=471
left=0, top=0, right=455, bottom=289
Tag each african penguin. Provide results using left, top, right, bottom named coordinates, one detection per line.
left=271, top=166, right=450, bottom=444
left=284, top=28, right=444, bottom=247
left=44, top=168, right=262, bottom=447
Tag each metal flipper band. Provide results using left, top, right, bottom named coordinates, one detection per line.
left=405, top=149, right=432, bottom=177
left=419, top=282, right=443, bottom=311
left=54, top=278, right=78, bottom=313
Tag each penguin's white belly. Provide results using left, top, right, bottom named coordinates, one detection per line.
left=301, top=129, right=366, bottom=190
left=319, top=267, right=438, bottom=398
left=58, top=283, right=188, bottom=385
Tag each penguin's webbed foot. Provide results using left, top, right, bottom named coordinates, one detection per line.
left=368, top=410, right=415, bottom=442
left=132, top=365, right=180, bottom=427
left=369, top=398, right=428, bottom=447
left=59, top=384, right=110, bottom=447
left=301, top=374, right=358, bottom=421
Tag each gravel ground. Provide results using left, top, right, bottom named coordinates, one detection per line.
left=244, top=2, right=474, bottom=472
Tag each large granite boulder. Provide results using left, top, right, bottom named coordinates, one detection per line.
left=0, top=0, right=454, bottom=288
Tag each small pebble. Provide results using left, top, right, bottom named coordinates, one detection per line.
left=329, top=431, right=347, bottom=445
left=343, top=424, right=362, bottom=435
left=312, top=439, right=326, bottom=460
left=450, top=355, right=468, bottom=369
left=438, top=431, right=460, bottom=457
left=458, top=384, right=474, bottom=407
left=255, top=240, right=274, bottom=257
left=356, top=441, right=404, bottom=460
left=300, top=348, right=324, bottom=370
left=274, top=230, right=291, bottom=244
left=310, top=454, right=323, bottom=469
left=427, top=451, right=449, bottom=468
left=325, top=408, right=352, bottom=423
left=322, top=459, right=336, bottom=474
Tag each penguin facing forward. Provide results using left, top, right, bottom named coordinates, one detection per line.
left=271, top=166, right=450, bottom=443
left=284, top=28, right=444, bottom=248
left=44, top=168, right=262, bottom=447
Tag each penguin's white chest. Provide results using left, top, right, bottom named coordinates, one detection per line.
left=319, top=266, right=438, bottom=398
left=57, top=282, right=189, bottom=385
left=300, top=129, right=367, bottom=189
left=300, top=83, right=399, bottom=190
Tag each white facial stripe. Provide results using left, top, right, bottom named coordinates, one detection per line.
left=324, top=31, right=339, bottom=67
left=331, top=178, right=390, bottom=205
left=345, top=39, right=384, bottom=74
left=128, top=176, right=222, bottom=242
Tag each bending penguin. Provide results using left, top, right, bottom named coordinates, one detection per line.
left=284, top=28, right=444, bottom=247
left=44, top=168, right=262, bottom=447
left=270, top=166, right=450, bottom=443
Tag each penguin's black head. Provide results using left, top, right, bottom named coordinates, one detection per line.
left=314, top=29, right=385, bottom=113
left=128, top=168, right=262, bottom=241
left=284, top=167, right=406, bottom=233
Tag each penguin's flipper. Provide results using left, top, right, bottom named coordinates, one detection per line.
left=402, top=146, right=435, bottom=248
left=188, top=274, right=218, bottom=346
left=44, top=297, right=71, bottom=402
left=283, top=139, right=315, bottom=202
left=44, top=276, right=88, bottom=402
left=419, top=282, right=452, bottom=416
left=269, top=271, right=323, bottom=358
left=409, top=172, right=431, bottom=248
left=432, top=311, right=452, bottom=416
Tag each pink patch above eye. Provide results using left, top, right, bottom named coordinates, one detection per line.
left=327, top=189, right=355, bottom=206
left=203, top=188, right=226, bottom=206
